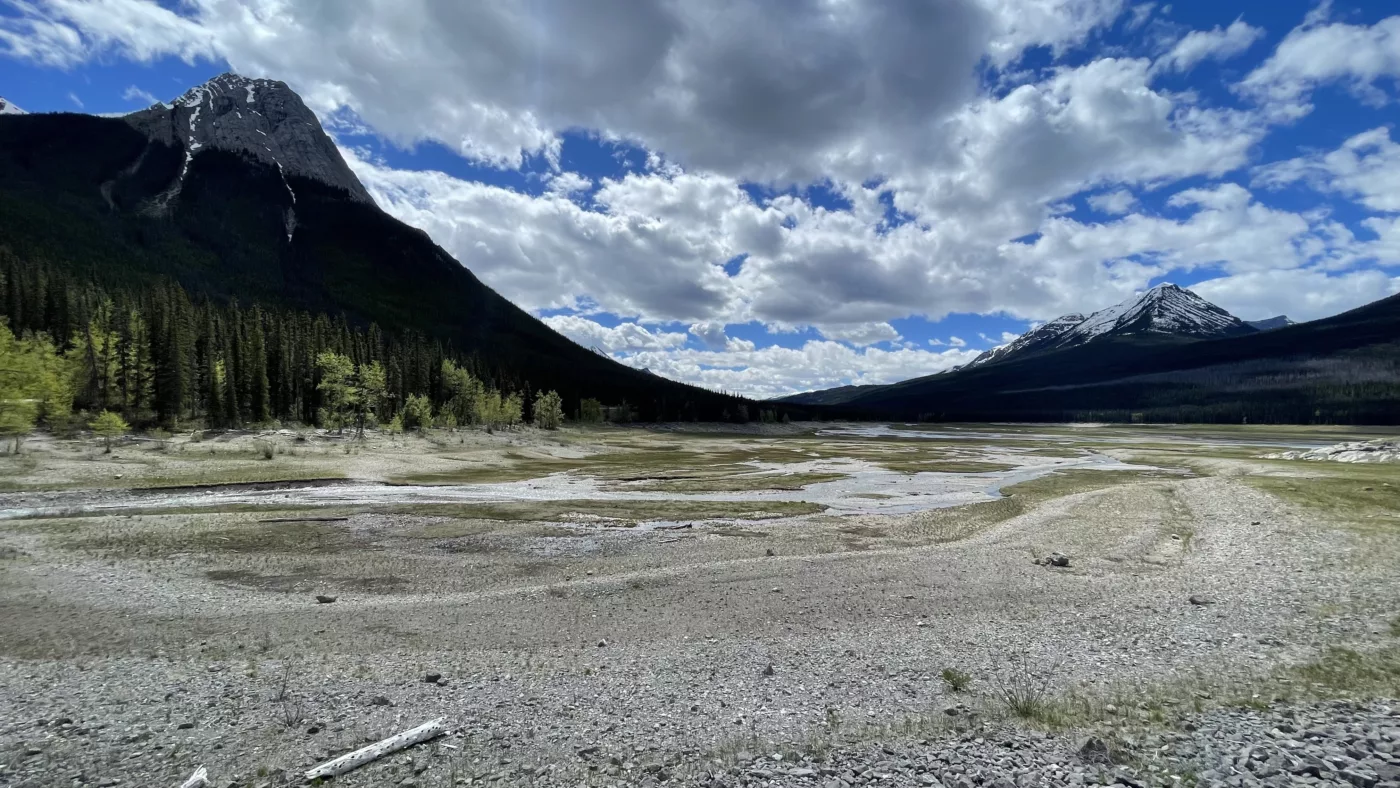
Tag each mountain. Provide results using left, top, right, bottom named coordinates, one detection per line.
left=0, top=74, right=775, bottom=423
left=0, top=97, right=24, bottom=115
left=1247, top=315, right=1295, bottom=331
left=967, top=284, right=1256, bottom=368
left=841, top=292, right=1400, bottom=424
left=124, top=73, right=373, bottom=205
left=966, top=313, right=1085, bottom=367
left=777, top=383, right=887, bottom=406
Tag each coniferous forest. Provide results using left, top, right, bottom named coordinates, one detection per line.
left=0, top=248, right=755, bottom=435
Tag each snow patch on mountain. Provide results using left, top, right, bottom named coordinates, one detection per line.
left=0, top=97, right=25, bottom=115
left=967, top=284, right=1257, bottom=368
left=125, top=72, right=373, bottom=205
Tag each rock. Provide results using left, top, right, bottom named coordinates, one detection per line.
left=176, top=721, right=195, bottom=729
left=306, top=725, right=321, bottom=735
left=423, top=673, right=441, bottom=684
left=762, top=664, right=775, bottom=677
left=1078, top=737, right=1113, bottom=764
left=1035, top=552, right=1070, bottom=567
left=369, top=695, right=392, bottom=706
left=578, top=745, right=600, bottom=757
left=315, top=595, right=336, bottom=604
left=125, top=73, right=374, bottom=204
left=1189, top=595, right=1213, bottom=606
left=765, top=548, right=775, bottom=557
left=597, top=639, right=608, bottom=648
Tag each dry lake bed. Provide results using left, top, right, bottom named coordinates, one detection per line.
left=1, top=422, right=1398, bottom=788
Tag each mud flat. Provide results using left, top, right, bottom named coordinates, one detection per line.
left=0, top=423, right=1397, bottom=787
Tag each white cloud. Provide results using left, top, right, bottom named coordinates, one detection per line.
left=1087, top=189, right=1138, bottom=215
left=1156, top=18, right=1264, bottom=73
left=817, top=322, right=901, bottom=346
left=540, top=315, right=687, bottom=354
left=66, top=91, right=82, bottom=108
left=1253, top=127, right=1400, bottom=213
left=121, top=84, right=158, bottom=105
left=1191, top=268, right=1400, bottom=322
left=624, top=339, right=981, bottom=400
left=1241, top=15, right=1400, bottom=116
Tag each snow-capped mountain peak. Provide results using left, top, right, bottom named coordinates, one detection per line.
left=0, top=97, right=25, bottom=115
left=1067, top=283, right=1249, bottom=341
left=967, top=283, right=1257, bottom=368
left=124, top=72, right=373, bottom=205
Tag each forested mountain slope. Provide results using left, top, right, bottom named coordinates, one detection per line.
left=0, top=109, right=769, bottom=424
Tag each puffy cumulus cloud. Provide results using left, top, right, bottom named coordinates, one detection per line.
left=1253, top=127, right=1400, bottom=213
left=540, top=315, right=687, bottom=354
left=1008, top=183, right=1328, bottom=279
left=815, top=322, right=902, bottom=346
left=344, top=148, right=743, bottom=322
left=981, top=0, right=1126, bottom=66
left=1155, top=18, right=1264, bottom=73
left=0, top=0, right=215, bottom=67
left=0, top=0, right=1001, bottom=182
left=1088, top=189, right=1138, bottom=215
left=1191, top=269, right=1400, bottom=323
left=1240, top=14, right=1400, bottom=116
left=885, top=57, right=1262, bottom=237
left=623, top=340, right=982, bottom=400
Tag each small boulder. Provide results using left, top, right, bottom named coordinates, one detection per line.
left=423, top=673, right=441, bottom=684
left=1036, top=552, right=1070, bottom=567
left=315, top=595, right=337, bottom=604
left=762, top=663, right=775, bottom=677
left=1188, top=595, right=1212, bottom=606
left=369, top=695, right=392, bottom=707
left=1077, top=736, right=1113, bottom=765
left=597, top=639, right=608, bottom=648
left=764, top=548, right=775, bottom=557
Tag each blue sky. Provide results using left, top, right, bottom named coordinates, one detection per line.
left=2, top=0, right=1398, bottom=397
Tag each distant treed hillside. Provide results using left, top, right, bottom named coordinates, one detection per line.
left=845, top=293, right=1400, bottom=424
left=0, top=112, right=794, bottom=424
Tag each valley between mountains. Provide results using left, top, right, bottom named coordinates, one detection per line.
left=2, top=69, right=1399, bottom=788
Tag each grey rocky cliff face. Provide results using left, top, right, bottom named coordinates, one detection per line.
left=124, top=73, right=373, bottom=205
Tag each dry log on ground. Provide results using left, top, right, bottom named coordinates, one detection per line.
left=304, top=718, right=450, bottom=780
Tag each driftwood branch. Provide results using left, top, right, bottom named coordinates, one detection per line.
left=257, top=517, right=351, bottom=524
left=304, top=718, right=449, bottom=780
left=178, top=766, right=208, bottom=788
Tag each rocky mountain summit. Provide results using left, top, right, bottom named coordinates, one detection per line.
left=969, top=284, right=1258, bottom=368
left=1247, top=315, right=1296, bottom=331
left=124, top=72, right=373, bottom=204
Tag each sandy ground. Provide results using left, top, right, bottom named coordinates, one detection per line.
left=0, top=424, right=1397, bottom=787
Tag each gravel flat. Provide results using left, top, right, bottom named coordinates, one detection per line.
left=1, top=429, right=1398, bottom=788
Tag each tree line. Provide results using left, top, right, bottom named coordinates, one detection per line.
left=0, top=249, right=583, bottom=442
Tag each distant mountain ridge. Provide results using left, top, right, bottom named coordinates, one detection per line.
left=1247, top=315, right=1295, bottom=331
left=967, top=283, right=1256, bottom=368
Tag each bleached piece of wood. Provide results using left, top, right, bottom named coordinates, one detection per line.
left=178, top=766, right=208, bottom=788
left=304, top=718, right=449, bottom=780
